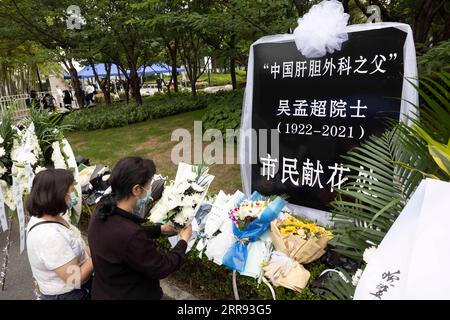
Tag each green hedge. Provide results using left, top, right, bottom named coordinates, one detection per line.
left=201, top=90, right=244, bottom=134
left=64, top=90, right=246, bottom=132
left=63, top=91, right=211, bottom=131
left=156, top=237, right=325, bottom=300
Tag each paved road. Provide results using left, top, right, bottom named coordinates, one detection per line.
left=0, top=218, right=35, bottom=300
left=0, top=219, right=197, bottom=300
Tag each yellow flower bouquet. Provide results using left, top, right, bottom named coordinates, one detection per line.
left=270, top=213, right=333, bottom=264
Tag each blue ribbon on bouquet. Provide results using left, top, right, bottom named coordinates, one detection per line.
left=222, top=191, right=287, bottom=273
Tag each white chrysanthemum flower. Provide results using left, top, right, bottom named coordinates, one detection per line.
left=352, top=268, right=363, bottom=286
left=182, top=195, right=196, bottom=208
left=363, top=246, right=377, bottom=264
left=0, top=165, right=6, bottom=177
left=13, top=165, right=31, bottom=194
left=17, top=151, right=37, bottom=166
left=191, top=193, right=202, bottom=204
left=10, top=139, right=21, bottom=161
left=181, top=205, right=195, bottom=218
left=0, top=147, right=5, bottom=158
left=23, top=123, right=42, bottom=159
left=4, top=185, right=16, bottom=211
left=51, top=141, right=67, bottom=169
left=238, top=207, right=249, bottom=221
left=173, top=212, right=188, bottom=226
left=30, top=133, right=42, bottom=157
left=173, top=206, right=195, bottom=226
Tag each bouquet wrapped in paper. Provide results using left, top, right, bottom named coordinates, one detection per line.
left=203, top=190, right=245, bottom=264
left=222, top=191, right=287, bottom=273
left=263, top=251, right=310, bottom=292
left=271, top=213, right=333, bottom=264
left=149, top=163, right=214, bottom=228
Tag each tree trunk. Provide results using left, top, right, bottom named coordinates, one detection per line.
left=90, top=62, right=112, bottom=106
left=166, top=74, right=173, bottom=96
left=103, top=86, right=111, bottom=105
left=123, top=80, right=130, bottom=103
left=35, top=64, right=43, bottom=92
left=230, top=34, right=237, bottom=90
left=434, top=17, right=450, bottom=44
left=117, top=64, right=130, bottom=104
left=171, top=54, right=179, bottom=93
left=168, top=41, right=179, bottom=93
left=230, top=59, right=237, bottom=90
left=104, top=63, right=112, bottom=105
left=190, top=81, right=197, bottom=97
left=412, top=0, right=446, bottom=45
left=128, top=65, right=142, bottom=105
left=292, top=0, right=305, bottom=16
left=66, top=61, right=83, bottom=107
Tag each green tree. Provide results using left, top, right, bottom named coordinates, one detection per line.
left=0, top=0, right=92, bottom=105
left=191, top=0, right=295, bottom=90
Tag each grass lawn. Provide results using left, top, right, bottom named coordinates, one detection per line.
left=197, top=71, right=247, bottom=87
left=66, top=109, right=242, bottom=194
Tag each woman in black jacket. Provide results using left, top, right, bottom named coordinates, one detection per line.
left=88, top=157, right=192, bottom=300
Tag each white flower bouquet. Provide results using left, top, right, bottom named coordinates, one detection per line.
left=150, top=163, right=214, bottom=228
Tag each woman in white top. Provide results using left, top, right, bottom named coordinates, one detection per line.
left=26, top=169, right=94, bottom=300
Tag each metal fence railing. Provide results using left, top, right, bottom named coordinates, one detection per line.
left=0, top=91, right=79, bottom=120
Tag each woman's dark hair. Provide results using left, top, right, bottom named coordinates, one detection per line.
left=26, top=169, right=74, bottom=217
left=96, top=157, right=156, bottom=219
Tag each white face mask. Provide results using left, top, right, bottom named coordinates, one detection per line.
left=136, top=186, right=153, bottom=208
left=67, top=191, right=78, bottom=209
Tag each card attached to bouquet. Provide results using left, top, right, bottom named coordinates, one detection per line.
left=204, top=190, right=244, bottom=237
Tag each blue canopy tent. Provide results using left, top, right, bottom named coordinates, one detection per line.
left=64, top=64, right=123, bottom=80
left=137, top=63, right=184, bottom=76
left=64, top=63, right=184, bottom=79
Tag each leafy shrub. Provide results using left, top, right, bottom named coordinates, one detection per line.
left=202, top=89, right=244, bottom=134
left=417, top=40, right=450, bottom=75
left=63, top=91, right=215, bottom=131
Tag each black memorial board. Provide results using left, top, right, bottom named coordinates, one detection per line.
left=251, top=27, right=407, bottom=211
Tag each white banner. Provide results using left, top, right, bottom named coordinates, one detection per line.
left=61, top=138, right=82, bottom=223
left=0, top=187, right=7, bottom=232
left=13, top=177, right=26, bottom=254
left=354, top=179, right=450, bottom=300
left=24, top=162, right=35, bottom=193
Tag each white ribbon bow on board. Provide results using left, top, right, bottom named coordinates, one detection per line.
left=293, top=0, right=350, bottom=58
